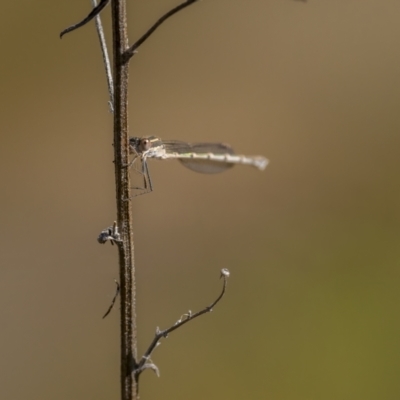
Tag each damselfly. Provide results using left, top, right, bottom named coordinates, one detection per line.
left=129, top=136, right=268, bottom=194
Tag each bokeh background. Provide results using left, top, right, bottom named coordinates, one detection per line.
left=1, top=1, right=400, bottom=399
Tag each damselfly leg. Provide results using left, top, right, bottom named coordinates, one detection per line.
left=143, top=158, right=153, bottom=193
left=129, top=156, right=154, bottom=196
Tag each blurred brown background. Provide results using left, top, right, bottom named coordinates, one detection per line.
left=1, top=1, right=400, bottom=399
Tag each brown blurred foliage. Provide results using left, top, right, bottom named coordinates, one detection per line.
left=1, top=1, right=400, bottom=399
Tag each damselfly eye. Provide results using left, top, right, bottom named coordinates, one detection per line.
left=139, top=138, right=151, bottom=152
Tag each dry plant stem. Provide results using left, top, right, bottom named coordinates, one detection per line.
left=124, top=0, right=200, bottom=61
left=111, top=0, right=138, bottom=398
left=92, top=0, right=114, bottom=111
left=135, top=270, right=230, bottom=377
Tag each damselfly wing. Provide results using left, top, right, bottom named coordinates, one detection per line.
left=161, top=141, right=236, bottom=173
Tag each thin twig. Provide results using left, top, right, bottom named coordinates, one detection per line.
left=124, top=0, right=200, bottom=61
left=134, top=269, right=230, bottom=377
left=103, top=280, right=120, bottom=319
left=92, top=0, right=114, bottom=112
left=60, top=0, right=110, bottom=38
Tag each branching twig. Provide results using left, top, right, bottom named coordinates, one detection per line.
left=92, top=0, right=114, bottom=111
left=60, top=0, right=110, bottom=38
left=103, top=280, right=120, bottom=319
left=134, top=269, right=230, bottom=378
left=124, top=0, right=200, bottom=61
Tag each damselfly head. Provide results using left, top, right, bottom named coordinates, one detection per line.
left=129, top=136, right=159, bottom=154
left=129, top=136, right=150, bottom=154
left=139, top=138, right=152, bottom=152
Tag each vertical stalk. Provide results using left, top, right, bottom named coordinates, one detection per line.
left=110, top=0, right=138, bottom=399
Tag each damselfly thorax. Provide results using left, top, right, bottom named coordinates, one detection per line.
left=128, top=135, right=268, bottom=194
